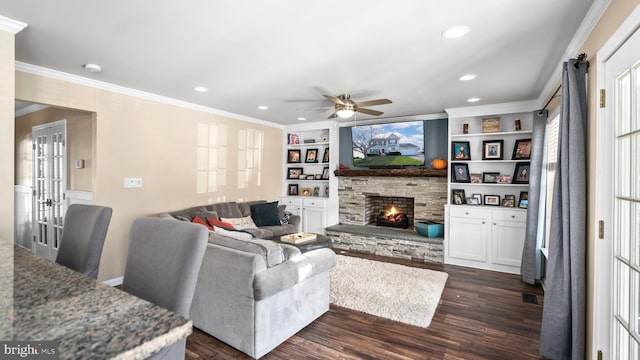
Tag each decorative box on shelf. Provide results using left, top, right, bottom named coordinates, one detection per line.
left=415, top=221, right=444, bottom=238
left=280, top=232, right=317, bottom=244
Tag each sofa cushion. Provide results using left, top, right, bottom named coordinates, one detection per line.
left=250, top=201, right=281, bottom=227
left=213, top=226, right=255, bottom=240
left=238, top=200, right=266, bottom=217
left=244, top=228, right=274, bottom=239
left=192, top=215, right=213, bottom=230
left=259, top=224, right=297, bottom=238
left=221, top=216, right=257, bottom=230
left=206, top=202, right=243, bottom=219
left=208, top=233, right=285, bottom=267
left=208, top=217, right=236, bottom=230
left=168, top=206, right=208, bottom=221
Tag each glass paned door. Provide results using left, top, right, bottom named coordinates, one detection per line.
left=613, top=53, right=640, bottom=360
left=32, top=121, right=66, bottom=261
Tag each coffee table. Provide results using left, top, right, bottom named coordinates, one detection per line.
left=274, top=233, right=332, bottom=253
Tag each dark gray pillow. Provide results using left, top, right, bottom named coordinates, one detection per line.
left=250, top=201, right=281, bottom=227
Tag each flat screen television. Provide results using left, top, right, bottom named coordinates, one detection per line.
left=351, top=120, right=425, bottom=168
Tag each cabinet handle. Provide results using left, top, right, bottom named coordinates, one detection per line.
left=465, top=212, right=469, bottom=215
left=482, top=221, right=485, bottom=224
left=511, top=215, right=515, bottom=219
left=493, top=222, right=497, bottom=225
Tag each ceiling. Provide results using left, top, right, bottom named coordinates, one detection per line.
left=2, top=1, right=597, bottom=126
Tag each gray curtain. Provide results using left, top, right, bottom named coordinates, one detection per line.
left=521, top=109, right=547, bottom=284
left=540, top=58, right=588, bottom=360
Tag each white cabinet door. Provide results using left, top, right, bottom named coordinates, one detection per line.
left=491, top=220, right=526, bottom=267
left=448, top=214, right=488, bottom=262
left=302, top=199, right=326, bottom=234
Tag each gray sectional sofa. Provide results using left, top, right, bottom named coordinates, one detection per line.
left=158, top=200, right=336, bottom=359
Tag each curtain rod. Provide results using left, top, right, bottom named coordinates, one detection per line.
left=538, top=53, right=588, bottom=116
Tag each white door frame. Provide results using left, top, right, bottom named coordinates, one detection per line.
left=594, top=4, right=640, bottom=357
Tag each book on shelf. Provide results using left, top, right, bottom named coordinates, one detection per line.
left=280, top=232, right=317, bottom=244
left=287, top=133, right=300, bottom=145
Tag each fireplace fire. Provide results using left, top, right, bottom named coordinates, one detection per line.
left=376, top=205, right=409, bottom=229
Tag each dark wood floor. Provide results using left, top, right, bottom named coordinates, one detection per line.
left=186, top=250, right=545, bottom=360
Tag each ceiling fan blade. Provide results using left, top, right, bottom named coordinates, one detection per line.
left=355, top=99, right=392, bottom=107
left=328, top=112, right=338, bottom=119
left=356, top=107, right=384, bottom=116
left=323, top=95, right=345, bottom=105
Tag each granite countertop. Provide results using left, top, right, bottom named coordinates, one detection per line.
left=1, top=246, right=192, bottom=359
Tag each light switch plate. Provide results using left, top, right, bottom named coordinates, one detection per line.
left=124, top=177, right=143, bottom=188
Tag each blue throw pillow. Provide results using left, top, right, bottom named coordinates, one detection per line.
left=250, top=201, right=281, bottom=227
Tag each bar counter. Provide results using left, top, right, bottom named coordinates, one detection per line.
left=1, top=246, right=192, bottom=359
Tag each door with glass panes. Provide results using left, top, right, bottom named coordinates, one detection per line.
left=32, top=120, right=67, bottom=261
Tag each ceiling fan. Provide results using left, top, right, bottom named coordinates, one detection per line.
left=323, top=93, right=392, bottom=119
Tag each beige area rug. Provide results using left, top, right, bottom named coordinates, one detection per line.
left=329, top=255, right=448, bottom=328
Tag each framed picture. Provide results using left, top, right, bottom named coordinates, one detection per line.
left=519, top=191, right=529, bottom=209
left=287, top=149, right=301, bottom=163
left=324, top=185, right=330, bottom=197
left=512, top=139, right=532, bottom=160
left=482, top=172, right=500, bottom=183
left=466, top=195, right=481, bottom=205
left=482, top=117, right=501, bottom=133
left=484, top=195, right=500, bottom=206
left=301, top=187, right=312, bottom=196
left=501, top=198, right=515, bottom=207
left=497, top=175, right=512, bottom=184
left=305, top=148, right=318, bottom=163
left=322, top=147, right=330, bottom=163
left=482, top=139, right=504, bottom=160
left=287, top=167, right=303, bottom=179
left=452, top=189, right=466, bottom=205
left=451, top=163, right=470, bottom=183
left=313, top=186, right=320, bottom=197
left=287, top=184, right=298, bottom=196
left=321, top=167, right=330, bottom=180
left=470, top=173, right=482, bottom=183
left=451, top=141, right=471, bottom=160
left=472, top=193, right=482, bottom=205
left=512, top=162, right=530, bottom=184
left=504, top=194, right=516, bottom=201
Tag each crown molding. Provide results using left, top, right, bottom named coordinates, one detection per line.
left=15, top=62, right=283, bottom=129
left=0, top=15, right=27, bottom=34
left=15, top=103, right=49, bottom=117
left=537, top=0, right=612, bottom=106
left=445, top=100, right=539, bottom=118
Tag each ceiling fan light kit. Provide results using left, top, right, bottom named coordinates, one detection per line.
left=323, top=93, right=392, bottom=119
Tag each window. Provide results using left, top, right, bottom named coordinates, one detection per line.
left=542, top=114, right=560, bottom=256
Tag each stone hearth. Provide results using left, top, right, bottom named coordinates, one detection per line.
left=329, top=170, right=447, bottom=263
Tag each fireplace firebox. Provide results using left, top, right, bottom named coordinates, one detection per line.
left=376, top=205, right=409, bottom=228
left=365, top=196, right=414, bottom=229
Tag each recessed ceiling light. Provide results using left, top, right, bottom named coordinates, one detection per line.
left=467, top=97, right=480, bottom=103
left=258, top=105, right=269, bottom=110
left=193, top=86, right=208, bottom=92
left=442, top=26, right=470, bottom=39
left=459, top=74, right=477, bottom=81
left=82, top=63, right=102, bottom=73
left=297, top=117, right=306, bottom=121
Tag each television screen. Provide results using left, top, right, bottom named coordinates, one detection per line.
left=351, top=120, right=424, bottom=168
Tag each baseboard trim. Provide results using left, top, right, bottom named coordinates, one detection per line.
left=103, top=276, right=123, bottom=287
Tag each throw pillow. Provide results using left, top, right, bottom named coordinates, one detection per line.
left=221, top=216, right=257, bottom=230
left=250, top=201, right=281, bottom=227
left=192, top=215, right=213, bottom=231
left=208, top=217, right=236, bottom=230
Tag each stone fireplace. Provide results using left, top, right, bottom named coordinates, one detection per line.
left=326, top=168, right=447, bottom=263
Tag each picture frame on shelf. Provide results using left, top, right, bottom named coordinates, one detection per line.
left=482, top=172, right=500, bottom=183
left=451, top=163, right=470, bottom=182
left=470, top=173, right=482, bottom=183
left=287, top=167, right=303, bottom=179
left=497, top=175, right=512, bottom=184
left=288, top=184, right=298, bottom=196
left=482, top=117, right=501, bottom=133
left=512, top=162, right=530, bottom=184
left=313, top=186, right=320, bottom=197
left=472, top=193, right=482, bottom=205
left=482, top=139, right=504, bottom=160
left=305, top=148, right=318, bottom=163
left=451, top=141, right=471, bottom=160
left=324, top=185, right=330, bottom=197
left=501, top=198, right=515, bottom=207
left=466, top=195, right=481, bottom=205
left=287, top=149, right=301, bottom=163
left=301, top=187, right=312, bottom=196
left=512, top=138, right=532, bottom=160
left=321, top=167, right=330, bottom=180
left=484, top=195, right=500, bottom=206
left=452, top=189, right=466, bottom=205
left=321, top=133, right=328, bottom=142
left=519, top=191, right=529, bottom=209
left=322, top=147, right=330, bottom=163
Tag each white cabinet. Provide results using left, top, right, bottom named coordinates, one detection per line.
left=446, top=205, right=526, bottom=274
left=279, top=196, right=328, bottom=234
left=282, top=122, right=339, bottom=230
left=444, top=101, right=535, bottom=274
